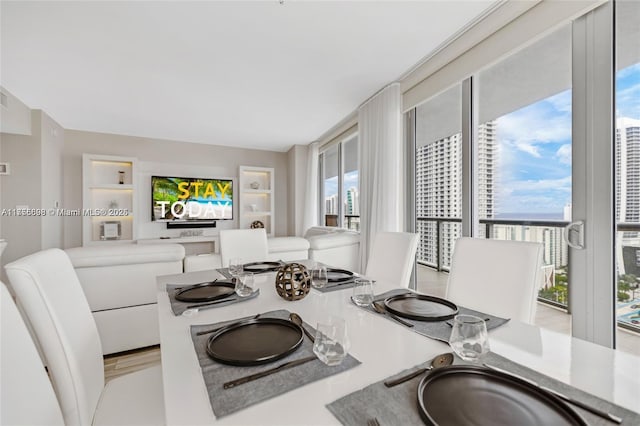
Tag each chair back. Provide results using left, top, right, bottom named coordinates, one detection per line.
left=219, top=228, right=268, bottom=267
left=365, top=232, right=419, bottom=288
left=5, top=249, right=104, bottom=426
left=1, top=282, right=65, bottom=426
left=446, top=237, right=543, bottom=323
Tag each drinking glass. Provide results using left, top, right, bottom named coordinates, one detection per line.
left=234, top=272, right=254, bottom=297
left=448, top=314, right=490, bottom=362
left=351, top=278, right=374, bottom=306
left=312, top=266, right=328, bottom=289
left=229, top=258, right=243, bottom=277
left=313, top=316, right=349, bottom=366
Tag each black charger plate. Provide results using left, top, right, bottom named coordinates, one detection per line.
left=327, top=268, right=354, bottom=283
left=174, top=281, right=235, bottom=303
left=206, top=318, right=303, bottom=366
left=242, top=261, right=282, bottom=273
left=384, top=293, right=458, bottom=321
left=417, top=365, right=586, bottom=426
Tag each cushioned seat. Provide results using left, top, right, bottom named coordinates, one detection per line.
left=446, top=237, right=544, bottom=323
left=66, top=243, right=185, bottom=354
left=365, top=232, right=419, bottom=289
left=5, top=249, right=166, bottom=426
left=184, top=252, right=223, bottom=272
left=1, top=282, right=65, bottom=426
left=306, top=229, right=360, bottom=272
left=266, top=236, right=310, bottom=261
left=219, top=228, right=269, bottom=266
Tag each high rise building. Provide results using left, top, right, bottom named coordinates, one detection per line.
left=415, top=121, right=497, bottom=267
left=616, top=117, right=640, bottom=274
left=616, top=117, right=640, bottom=226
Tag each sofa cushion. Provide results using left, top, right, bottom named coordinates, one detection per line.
left=183, top=253, right=222, bottom=272
left=304, top=226, right=344, bottom=238
left=268, top=237, right=310, bottom=253
left=66, top=244, right=185, bottom=268
left=307, top=232, right=359, bottom=250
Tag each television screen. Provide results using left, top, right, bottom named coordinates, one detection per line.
left=151, top=176, right=233, bottom=222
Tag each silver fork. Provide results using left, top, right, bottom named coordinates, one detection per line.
left=367, top=418, right=380, bottom=426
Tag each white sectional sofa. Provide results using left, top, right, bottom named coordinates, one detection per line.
left=65, top=243, right=185, bottom=355
left=304, top=227, right=360, bottom=272
left=183, top=227, right=360, bottom=273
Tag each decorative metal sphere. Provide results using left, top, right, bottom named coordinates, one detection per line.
left=251, top=220, right=265, bottom=229
left=275, top=263, right=311, bottom=301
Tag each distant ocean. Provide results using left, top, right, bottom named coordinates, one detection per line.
left=495, top=212, right=565, bottom=220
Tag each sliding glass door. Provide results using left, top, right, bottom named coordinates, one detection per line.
left=615, top=0, right=640, bottom=352
left=409, top=1, right=639, bottom=354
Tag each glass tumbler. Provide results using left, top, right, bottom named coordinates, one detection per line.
left=312, top=266, right=328, bottom=289
left=234, top=272, right=254, bottom=297
left=448, top=314, right=490, bottom=362
left=229, top=258, right=243, bottom=277
left=313, top=316, right=349, bottom=366
left=351, top=279, right=374, bottom=306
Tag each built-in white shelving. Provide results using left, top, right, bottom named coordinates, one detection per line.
left=82, top=154, right=137, bottom=245
left=238, top=166, right=274, bottom=236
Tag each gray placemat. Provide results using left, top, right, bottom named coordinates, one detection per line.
left=313, top=278, right=358, bottom=293
left=166, top=283, right=259, bottom=316
left=327, top=351, right=640, bottom=426
left=357, top=289, right=509, bottom=342
left=191, top=309, right=362, bottom=418
left=216, top=268, right=233, bottom=279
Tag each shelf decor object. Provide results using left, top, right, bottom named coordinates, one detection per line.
left=82, top=153, right=137, bottom=246
left=250, top=220, right=265, bottom=229
left=275, top=263, right=311, bottom=301
left=238, top=165, right=275, bottom=236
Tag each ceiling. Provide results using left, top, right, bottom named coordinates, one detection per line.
left=1, top=1, right=495, bottom=152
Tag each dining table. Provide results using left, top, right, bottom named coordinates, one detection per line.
left=156, top=262, right=640, bottom=425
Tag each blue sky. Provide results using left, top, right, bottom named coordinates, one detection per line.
left=323, top=63, right=639, bottom=217
left=324, top=170, right=358, bottom=200
left=495, top=62, right=639, bottom=217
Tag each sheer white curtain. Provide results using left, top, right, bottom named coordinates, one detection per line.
left=358, top=83, right=403, bottom=272
left=301, top=142, right=319, bottom=235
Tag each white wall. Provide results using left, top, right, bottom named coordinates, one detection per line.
left=0, top=110, right=64, bottom=281
left=40, top=112, right=64, bottom=249
left=63, top=130, right=289, bottom=248
left=0, top=86, right=32, bottom=136
left=287, top=144, right=308, bottom=237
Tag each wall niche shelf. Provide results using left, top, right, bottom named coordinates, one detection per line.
left=238, top=165, right=274, bottom=236
left=82, top=154, right=138, bottom=246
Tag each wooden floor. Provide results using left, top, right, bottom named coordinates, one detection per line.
left=104, top=345, right=161, bottom=382
left=103, top=265, right=639, bottom=379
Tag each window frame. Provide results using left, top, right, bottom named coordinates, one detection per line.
left=319, top=134, right=359, bottom=230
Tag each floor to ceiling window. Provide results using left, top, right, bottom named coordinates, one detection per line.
left=341, top=135, right=360, bottom=231
left=319, top=134, right=359, bottom=230
left=615, top=0, right=640, bottom=348
left=414, top=84, right=462, bottom=271
left=476, top=25, right=572, bottom=310
left=409, top=4, right=639, bottom=354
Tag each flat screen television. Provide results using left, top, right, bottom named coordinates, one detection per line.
left=151, top=176, right=233, bottom=222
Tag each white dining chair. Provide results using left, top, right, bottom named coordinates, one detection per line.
left=1, top=281, right=65, bottom=426
left=365, top=231, right=420, bottom=288
left=446, top=237, right=544, bottom=324
left=4, top=249, right=165, bottom=426
left=219, top=228, right=269, bottom=267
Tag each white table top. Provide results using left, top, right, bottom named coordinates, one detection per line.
left=157, top=266, right=640, bottom=426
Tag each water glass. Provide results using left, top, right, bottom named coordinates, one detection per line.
left=234, top=272, right=254, bottom=297
left=312, top=266, right=328, bottom=289
left=351, top=278, right=374, bottom=306
left=229, top=258, right=243, bottom=277
left=448, top=314, right=490, bottom=362
left=313, top=316, right=349, bottom=366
